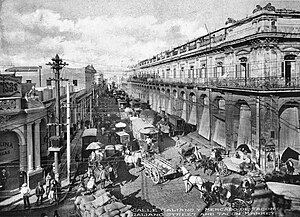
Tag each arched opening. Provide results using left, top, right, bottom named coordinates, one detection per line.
left=180, top=91, right=187, bottom=121
left=166, top=89, right=172, bottom=115
left=210, top=97, right=226, bottom=147
left=198, top=95, right=210, bottom=140
left=0, top=131, right=20, bottom=191
left=232, top=100, right=252, bottom=149
left=279, top=101, right=300, bottom=153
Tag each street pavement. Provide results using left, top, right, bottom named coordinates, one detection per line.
left=0, top=94, right=282, bottom=217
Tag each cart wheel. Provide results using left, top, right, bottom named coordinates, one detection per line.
left=150, top=168, right=161, bottom=184
left=217, top=161, right=231, bottom=176
left=144, top=168, right=151, bottom=178
left=231, top=198, right=252, bottom=215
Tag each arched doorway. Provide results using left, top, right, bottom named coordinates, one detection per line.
left=0, top=131, right=20, bottom=191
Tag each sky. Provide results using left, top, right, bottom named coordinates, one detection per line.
left=0, top=0, right=300, bottom=75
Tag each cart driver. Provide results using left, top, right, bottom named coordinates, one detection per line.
left=211, top=173, right=222, bottom=192
left=145, top=136, right=153, bottom=150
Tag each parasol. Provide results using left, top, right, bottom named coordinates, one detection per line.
left=124, top=107, right=133, bottom=113
left=86, top=142, right=104, bottom=150
left=281, top=147, right=300, bottom=163
left=236, top=144, right=251, bottom=153
left=115, top=122, right=126, bottom=128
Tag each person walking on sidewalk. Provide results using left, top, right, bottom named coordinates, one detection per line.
left=48, top=179, right=57, bottom=204
left=35, top=181, right=45, bottom=206
left=45, top=173, right=52, bottom=197
left=20, top=183, right=31, bottom=209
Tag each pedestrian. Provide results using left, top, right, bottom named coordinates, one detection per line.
left=107, top=164, right=115, bottom=184
left=45, top=173, right=52, bottom=197
left=75, top=153, right=80, bottom=169
left=1, top=168, right=8, bottom=190
left=35, top=181, right=45, bottom=206
left=48, top=179, right=57, bottom=204
left=20, top=183, right=31, bottom=209
left=53, top=210, right=60, bottom=217
left=101, top=126, right=105, bottom=135
left=86, top=176, right=96, bottom=193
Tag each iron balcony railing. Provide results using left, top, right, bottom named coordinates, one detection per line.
left=128, top=76, right=300, bottom=90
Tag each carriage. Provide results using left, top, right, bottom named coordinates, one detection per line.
left=201, top=176, right=255, bottom=216
left=216, top=145, right=257, bottom=176
left=142, top=155, right=180, bottom=184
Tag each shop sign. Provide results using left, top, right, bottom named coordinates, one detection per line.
left=0, top=75, right=21, bottom=97
left=0, top=132, right=19, bottom=164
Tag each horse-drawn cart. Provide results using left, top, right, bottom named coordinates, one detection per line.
left=142, top=155, right=179, bottom=184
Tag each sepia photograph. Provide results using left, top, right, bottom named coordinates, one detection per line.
left=0, top=0, right=300, bottom=216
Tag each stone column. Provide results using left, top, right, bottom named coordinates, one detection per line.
left=26, top=123, right=34, bottom=172
left=19, top=126, right=27, bottom=172
left=34, top=120, right=42, bottom=170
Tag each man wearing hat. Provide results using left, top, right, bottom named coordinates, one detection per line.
left=20, top=183, right=31, bottom=209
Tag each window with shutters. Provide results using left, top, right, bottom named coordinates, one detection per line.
left=180, top=67, right=184, bottom=79
left=173, top=68, right=176, bottom=78
left=201, top=64, right=207, bottom=78
left=190, top=66, right=194, bottom=78
left=236, top=57, right=249, bottom=78
left=166, top=69, right=170, bottom=78
left=282, top=55, right=296, bottom=85
left=73, top=80, right=78, bottom=86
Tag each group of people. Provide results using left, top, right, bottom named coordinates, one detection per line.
left=20, top=172, right=61, bottom=209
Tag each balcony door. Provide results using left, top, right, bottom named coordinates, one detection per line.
left=283, top=55, right=296, bottom=85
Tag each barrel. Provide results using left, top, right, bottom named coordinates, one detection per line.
left=105, top=145, right=116, bottom=157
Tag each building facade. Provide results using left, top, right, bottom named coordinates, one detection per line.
left=0, top=63, right=100, bottom=196
left=128, top=3, right=300, bottom=171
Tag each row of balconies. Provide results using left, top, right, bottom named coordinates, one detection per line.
left=138, top=22, right=300, bottom=68
left=129, top=76, right=300, bottom=90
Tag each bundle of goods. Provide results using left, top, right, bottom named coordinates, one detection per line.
left=74, top=189, right=133, bottom=217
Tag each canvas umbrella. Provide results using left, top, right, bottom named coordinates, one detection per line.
left=115, top=122, right=126, bottom=128
left=236, top=144, right=251, bottom=153
left=86, top=142, right=104, bottom=150
left=124, top=107, right=133, bottom=113
left=281, top=147, right=300, bottom=163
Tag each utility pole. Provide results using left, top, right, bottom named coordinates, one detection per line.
left=66, top=82, right=71, bottom=184
left=46, top=54, right=68, bottom=181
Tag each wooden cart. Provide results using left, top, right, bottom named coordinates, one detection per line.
left=141, top=155, right=179, bottom=184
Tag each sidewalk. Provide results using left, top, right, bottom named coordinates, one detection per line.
left=0, top=129, right=84, bottom=212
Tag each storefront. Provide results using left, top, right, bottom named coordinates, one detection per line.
left=0, top=131, right=21, bottom=191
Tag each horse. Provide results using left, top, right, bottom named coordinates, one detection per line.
left=181, top=166, right=205, bottom=197
left=124, top=150, right=144, bottom=168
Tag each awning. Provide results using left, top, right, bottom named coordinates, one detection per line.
left=160, top=96, right=165, bottom=111
left=116, top=131, right=130, bottom=137
left=187, top=103, right=197, bottom=125
left=166, top=97, right=172, bottom=114
left=212, top=119, right=226, bottom=147
left=198, top=106, right=210, bottom=140
left=181, top=100, right=187, bottom=121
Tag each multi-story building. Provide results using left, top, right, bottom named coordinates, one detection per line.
left=0, top=63, right=99, bottom=196
left=128, top=3, right=300, bottom=171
